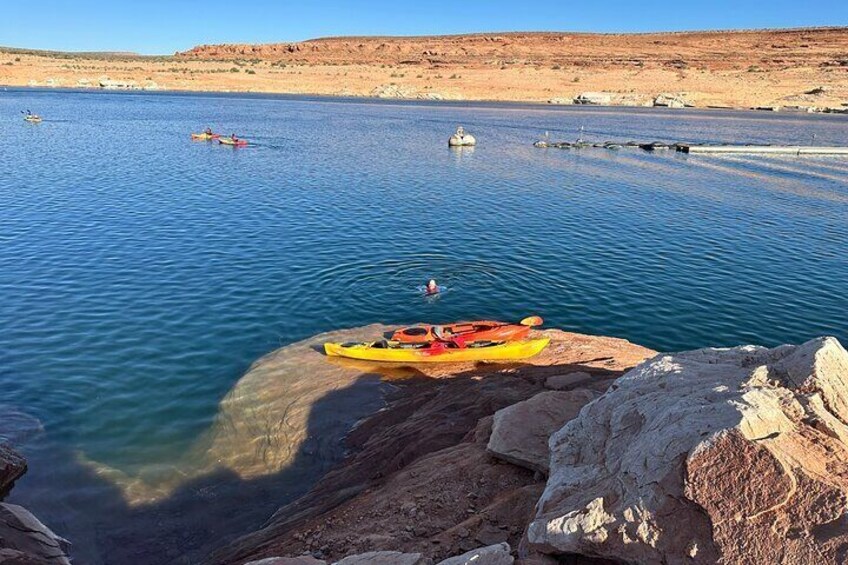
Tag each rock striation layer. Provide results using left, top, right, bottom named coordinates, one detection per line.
left=529, top=336, right=848, bottom=564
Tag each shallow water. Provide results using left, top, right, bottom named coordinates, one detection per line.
left=1, top=89, right=847, bottom=562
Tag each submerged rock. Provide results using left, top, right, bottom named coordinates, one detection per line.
left=528, top=337, right=848, bottom=564
left=487, top=390, right=598, bottom=474
left=80, top=325, right=394, bottom=504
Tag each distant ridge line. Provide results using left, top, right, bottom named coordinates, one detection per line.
left=187, top=26, right=848, bottom=47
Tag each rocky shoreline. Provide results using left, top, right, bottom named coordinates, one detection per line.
left=3, top=328, right=848, bottom=564
left=3, top=27, right=848, bottom=110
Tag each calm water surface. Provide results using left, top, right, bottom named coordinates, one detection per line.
left=1, top=89, right=847, bottom=562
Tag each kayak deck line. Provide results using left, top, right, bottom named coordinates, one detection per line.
left=324, top=337, right=550, bottom=363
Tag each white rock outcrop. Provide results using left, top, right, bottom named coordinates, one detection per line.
left=436, top=542, right=513, bottom=565
left=653, top=93, right=690, bottom=108
left=528, top=337, right=848, bottom=564
left=573, top=92, right=611, bottom=105
left=334, top=551, right=431, bottom=564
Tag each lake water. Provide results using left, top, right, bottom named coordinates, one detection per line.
left=1, top=89, right=847, bottom=563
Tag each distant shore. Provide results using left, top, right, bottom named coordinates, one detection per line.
left=2, top=27, right=847, bottom=112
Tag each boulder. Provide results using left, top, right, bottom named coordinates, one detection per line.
left=543, top=372, right=593, bottom=390
left=245, top=558, right=326, bottom=565
left=437, top=543, right=513, bottom=565
left=334, top=551, right=431, bottom=564
left=653, top=93, right=690, bottom=108
left=547, top=98, right=573, bottom=105
left=487, top=390, right=598, bottom=474
left=0, top=503, right=71, bottom=564
left=0, top=445, right=26, bottom=498
left=528, top=337, right=848, bottom=564
left=573, top=92, right=611, bottom=105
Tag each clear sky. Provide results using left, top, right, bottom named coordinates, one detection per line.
left=1, top=0, right=846, bottom=54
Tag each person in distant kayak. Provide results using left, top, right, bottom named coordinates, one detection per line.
left=425, top=279, right=439, bottom=295
left=205, top=127, right=213, bottom=135
left=231, top=133, right=238, bottom=141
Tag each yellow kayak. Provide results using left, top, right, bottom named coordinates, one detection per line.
left=24, top=116, right=42, bottom=123
left=191, top=132, right=220, bottom=141
left=324, top=338, right=550, bottom=363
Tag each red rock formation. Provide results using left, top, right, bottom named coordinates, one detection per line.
left=208, top=330, right=654, bottom=564
left=529, top=337, right=848, bottom=564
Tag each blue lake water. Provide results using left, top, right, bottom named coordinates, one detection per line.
left=1, top=89, right=847, bottom=562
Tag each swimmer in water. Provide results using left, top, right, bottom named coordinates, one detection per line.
left=425, top=279, right=439, bottom=295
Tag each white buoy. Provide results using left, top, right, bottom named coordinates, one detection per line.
left=448, top=125, right=476, bottom=147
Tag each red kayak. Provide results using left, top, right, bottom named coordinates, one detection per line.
left=392, top=316, right=543, bottom=344
left=219, top=137, right=248, bottom=147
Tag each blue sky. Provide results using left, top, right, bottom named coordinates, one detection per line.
left=1, top=0, right=846, bottom=54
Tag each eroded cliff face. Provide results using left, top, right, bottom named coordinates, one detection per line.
left=5, top=28, right=848, bottom=108
left=529, top=337, right=848, bottom=564
left=176, top=29, right=848, bottom=73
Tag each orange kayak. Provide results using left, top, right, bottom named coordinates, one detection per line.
left=392, top=316, right=543, bottom=344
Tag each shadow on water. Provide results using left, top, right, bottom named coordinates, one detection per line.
left=11, top=372, right=399, bottom=565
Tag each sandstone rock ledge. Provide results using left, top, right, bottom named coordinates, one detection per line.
left=528, top=336, right=848, bottom=564
left=208, top=328, right=654, bottom=564
left=214, top=333, right=848, bottom=565
left=1, top=442, right=72, bottom=564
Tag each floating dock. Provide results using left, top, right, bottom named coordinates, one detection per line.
left=677, top=145, right=848, bottom=155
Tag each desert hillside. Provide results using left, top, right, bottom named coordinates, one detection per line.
left=2, top=27, right=848, bottom=109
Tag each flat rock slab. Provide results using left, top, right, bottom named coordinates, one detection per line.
left=487, top=390, right=598, bottom=473
left=437, top=543, right=513, bottom=565
left=543, top=372, right=593, bottom=390
left=0, top=503, right=71, bottom=564
left=334, top=551, right=431, bottom=564
left=246, top=558, right=327, bottom=565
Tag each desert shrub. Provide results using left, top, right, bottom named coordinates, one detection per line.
left=230, top=67, right=240, bottom=72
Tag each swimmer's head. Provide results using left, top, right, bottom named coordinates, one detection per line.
left=428, top=279, right=437, bottom=288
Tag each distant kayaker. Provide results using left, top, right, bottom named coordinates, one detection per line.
left=425, top=279, right=439, bottom=295
left=231, top=133, right=238, bottom=141
left=205, top=127, right=213, bottom=135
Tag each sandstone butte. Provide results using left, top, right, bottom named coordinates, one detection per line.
left=2, top=27, right=848, bottom=110
left=3, top=327, right=848, bottom=564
